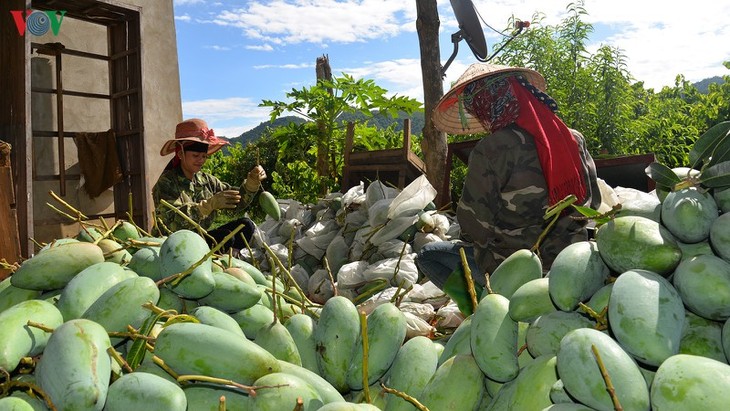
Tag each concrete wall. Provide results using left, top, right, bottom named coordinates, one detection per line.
left=30, top=0, right=181, bottom=242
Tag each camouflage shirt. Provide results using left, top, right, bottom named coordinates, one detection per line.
left=151, top=166, right=257, bottom=233
left=456, top=124, right=601, bottom=275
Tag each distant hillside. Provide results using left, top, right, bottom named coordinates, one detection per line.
left=226, top=111, right=426, bottom=147
left=694, top=76, right=724, bottom=93
left=226, top=116, right=307, bottom=147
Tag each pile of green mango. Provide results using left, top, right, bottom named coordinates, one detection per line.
left=2, top=181, right=730, bottom=411
left=3, top=121, right=730, bottom=410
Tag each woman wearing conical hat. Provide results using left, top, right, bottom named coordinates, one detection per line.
left=416, top=63, right=602, bottom=289
left=152, top=118, right=267, bottom=252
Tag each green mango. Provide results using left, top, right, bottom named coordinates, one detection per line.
left=509, top=277, right=557, bottom=323
left=651, top=354, right=730, bottom=409
left=255, top=321, right=302, bottom=366
left=437, top=315, right=473, bottom=366
left=284, top=313, right=319, bottom=373
left=679, top=311, right=727, bottom=363
left=419, top=354, right=485, bottom=411
left=154, top=322, right=280, bottom=385
left=159, top=229, right=215, bottom=299
left=471, top=293, right=519, bottom=382
left=383, top=336, right=439, bottom=411
left=609, top=269, right=685, bottom=366
left=548, top=240, right=610, bottom=311
left=594, top=215, right=682, bottom=277
left=710, top=212, right=730, bottom=262
left=313, top=296, right=360, bottom=392
left=190, top=305, right=245, bottom=338
left=557, top=328, right=649, bottom=411
left=11, top=242, right=105, bottom=290
left=249, top=372, right=323, bottom=410
left=104, top=371, right=186, bottom=411
left=673, top=254, right=730, bottom=321
left=485, top=355, right=558, bottom=411
left=661, top=187, right=718, bottom=243
left=346, top=302, right=407, bottom=390
left=489, top=248, right=542, bottom=299
left=526, top=311, right=595, bottom=358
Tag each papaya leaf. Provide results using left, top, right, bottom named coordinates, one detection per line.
left=644, top=162, right=681, bottom=187
left=699, top=160, right=730, bottom=188
left=689, top=121, right=730, bottom=168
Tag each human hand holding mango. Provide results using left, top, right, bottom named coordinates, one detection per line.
left=244, top=165, right=267, bottom=192
left=198, top=189, right=241, bottom=216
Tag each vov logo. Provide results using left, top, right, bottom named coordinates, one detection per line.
left=10, top=9, right=66, bottom=36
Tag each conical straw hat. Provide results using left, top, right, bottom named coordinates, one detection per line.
left=432, top=63, right=546, bottom=135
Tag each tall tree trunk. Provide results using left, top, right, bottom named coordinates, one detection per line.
left=416, top=0, right=449, bottom=208
left=315, top=55, right=332, bottom=195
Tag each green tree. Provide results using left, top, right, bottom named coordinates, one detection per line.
left=260, top=74, right=422, bottom=195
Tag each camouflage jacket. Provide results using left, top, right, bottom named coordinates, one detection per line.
left=456, top=124, right=601, bottom=275
left=151, top=166, right=257, bottom=233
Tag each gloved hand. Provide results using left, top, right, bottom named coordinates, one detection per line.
left=244, top=165, right=267, bottom=192
left=198, top=190, right=241, bottom=216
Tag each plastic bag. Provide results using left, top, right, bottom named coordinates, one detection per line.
left=308, top=269, right=335, bottom=304
left=596, top=177, right=620, bottom=213
left=387, top=174, right=437, bottom=219
left=289, top=264, right=310, bottom=291
left=367, top=214, right=419, bottom=246
left=405, top=282, right=450, bottom=308
left=403, top=311, right=436, bottom=339
left=362, top=255, right=419, bottom=288
left=325, top=233, right=350, bottom=276
left=368, top=239, right=412, bottom=264
left=412, top=232, right=443, bottom=253
left=365, top=180, right=399, bottom=210
left=341, top=181, right=365, bottom=209
left=614, top=186, right=662, bottom=222
left=434, top=301, right=466, bottom=329
left=336, top=260, right=369, bottom=289
left=368, top=198, right=393, bottom=228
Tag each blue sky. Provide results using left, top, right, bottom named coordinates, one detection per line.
left=172, top=0, right=730, bottom=138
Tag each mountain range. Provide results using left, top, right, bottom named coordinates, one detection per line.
left=224, top=111, right=426, bottom=146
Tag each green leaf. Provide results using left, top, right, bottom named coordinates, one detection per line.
left=442, top=267, right=482, bottom=316
left=689, top=121, right=730, bottom=168
left=125, top=311, right=164, bottom=370
left=708, top=133, right=730, bottom=167
left=699, top=160, right=730, bottom=188
left=644, top=162, right=681, bottom=187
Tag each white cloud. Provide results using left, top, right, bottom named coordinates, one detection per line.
left=246, top=44, right=274, bottom=51
left=206, top=1, right=414, bottom=45
left=175, top=14, right=191, bottom=22
left=253, top=63, right=314, bottom=70
left=182, top=97, right=270, bottom=124
left=583, top=0, right=730, bottom=89
left=206, top=44, right=231, bottom=51
left=174, top=0, right=205, bottom=5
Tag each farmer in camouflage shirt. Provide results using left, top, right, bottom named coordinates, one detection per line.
left=152, top=118, right=267, bottom=251
left=416, top=64, right=601, bottom=289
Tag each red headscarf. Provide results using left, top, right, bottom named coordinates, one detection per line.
left=462, top=75, right=586, bottom=205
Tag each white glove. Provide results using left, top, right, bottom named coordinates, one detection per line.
left=198, top=190, right=240, bottom=216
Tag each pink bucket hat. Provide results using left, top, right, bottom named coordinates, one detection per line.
left=159, top=118, right=229, bottom=156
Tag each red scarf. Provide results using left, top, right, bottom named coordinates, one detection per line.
left=463, top=76, right=586, bottom=205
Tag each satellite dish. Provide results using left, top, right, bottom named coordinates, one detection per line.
left=442, top=0, right=489, bottom=76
